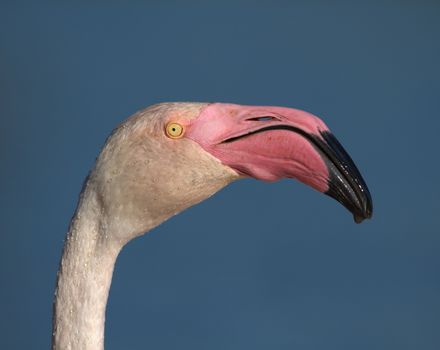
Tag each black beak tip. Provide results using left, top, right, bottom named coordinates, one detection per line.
left=327, top=190, right=373, bottom=224
left=354, top=214, right=365, bottom=224
left=317, top=131, right=373, bottom=225
left=353, top=208, right=372, bottom=224
left=357, top=187, right=373, bottom=223
left=351, top=190, right=373, bottom=224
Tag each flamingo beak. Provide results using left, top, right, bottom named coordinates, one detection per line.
left=187, top=103, right=373, bottom=223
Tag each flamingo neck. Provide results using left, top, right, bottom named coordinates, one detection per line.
left=52, top=185, right=123, bottom=350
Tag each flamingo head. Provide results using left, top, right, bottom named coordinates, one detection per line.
left=91, top=102, right=372, bottom=242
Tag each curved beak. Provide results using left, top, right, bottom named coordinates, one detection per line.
left=187, top=103, right=373, bottom=223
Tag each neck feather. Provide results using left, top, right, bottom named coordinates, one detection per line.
left=52, top=185, right=122, bottom=350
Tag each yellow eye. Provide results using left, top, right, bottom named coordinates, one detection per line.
left=165, top=122, right=184, bottom=139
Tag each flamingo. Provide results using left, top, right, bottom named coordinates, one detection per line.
left=52, top=102, right=372, bottom=350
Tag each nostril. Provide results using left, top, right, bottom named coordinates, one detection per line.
left=247, top=116, right=277, bottom=122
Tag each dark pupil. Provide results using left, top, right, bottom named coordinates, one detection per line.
left=172, top=128, right=176, bottom=132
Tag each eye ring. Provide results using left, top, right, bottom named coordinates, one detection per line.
left=165, top=122, right=184, bottom=139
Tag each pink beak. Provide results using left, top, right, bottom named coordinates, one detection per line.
left=187, top=103, right=373, bottom=223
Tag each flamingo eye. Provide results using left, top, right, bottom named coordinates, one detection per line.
left=165, top=122, right=184, bottom=139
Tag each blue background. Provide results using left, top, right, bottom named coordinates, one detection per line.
left=1, top=1, right=439, bottom=349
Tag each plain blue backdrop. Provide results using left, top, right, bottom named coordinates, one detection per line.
left=1, top=1, right=439, bottom=349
